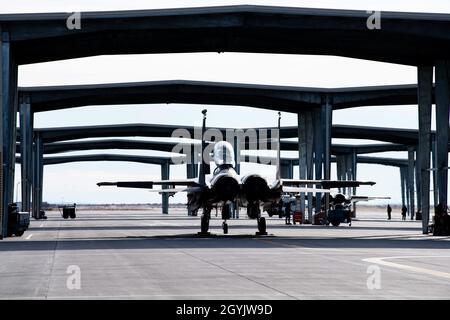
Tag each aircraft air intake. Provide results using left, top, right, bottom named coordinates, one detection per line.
left=212, top=175, right=240, bottom=202
left=242, top=175, right=270, bottom=203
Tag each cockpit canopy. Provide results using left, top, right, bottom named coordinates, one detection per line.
left=213, top=141, right=235, bottom=167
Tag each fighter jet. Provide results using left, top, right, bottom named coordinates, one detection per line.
left=325, top=193, right=391, bottom=226
left=97, top=110, right=377, bottom=235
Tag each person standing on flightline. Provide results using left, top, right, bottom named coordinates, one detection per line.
left=401, top=205, right=407, bottom=221
left=285, top=200, right=292, bottom=225
left=387, top=204, right=392, bottom=220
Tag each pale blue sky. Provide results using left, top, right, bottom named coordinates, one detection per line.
left=3, top=1, right=449, bottom=205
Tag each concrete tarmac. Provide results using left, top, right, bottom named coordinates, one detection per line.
left=0, top=208, right=449, bottom=300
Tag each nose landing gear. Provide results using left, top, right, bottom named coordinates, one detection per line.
left=256, top=217, right=267, bottom=236
left=199, top=207, right=211, bottom=236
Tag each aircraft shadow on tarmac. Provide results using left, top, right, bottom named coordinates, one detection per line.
left=1, top=235, right=449, bottom=252
left=28, top=224, right=423, bottom=232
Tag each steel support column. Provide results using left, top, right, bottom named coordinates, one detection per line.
left=352, top=150, right=358, bottom=212
left=417, top=66, right=433, bottom=232
left=186, top=149, right=198, bottom=216
left=346, top=154, right=353, bottom=195
left=415, top=150, right=422, bottom=217
left=19, top=96, right=32, bottom=213
left=161, top=161, right=170, bottom=214
left=234, top=135, right=240, bottom=175
left=305, top=111, right=314, bottom=222
left=0, top=26, right=4, bottom=238
left=435, top=61, right=450, bottom=209
left=186, top=148, right=198, bottom=179
left=1, top=30, right=18, bottom=238
left=407, top=148, right=415, bottom=218
left=313, top=108, right=323, bottom=213
left=336, top=155, right=345, bottom=193
left=431, top=136, right=438, bottom=208
left=32, top=133, right=43, bottom=219
left=297, top=112, right=307, bottom=215
left=400, top=167, right=407, bottom=208
left=280, top=162, right=293, bottom=179
left=323, top=98, right=333, bottom=212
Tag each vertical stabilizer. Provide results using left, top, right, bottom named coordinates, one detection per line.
left=199, top=109, right=209, bottom=185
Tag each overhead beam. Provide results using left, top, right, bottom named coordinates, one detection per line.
left=4, top=6, right=450, bottom=66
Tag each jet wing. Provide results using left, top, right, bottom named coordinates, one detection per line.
left=97, top=179, right=199, bottom=189
left=349, top=196, right=391, bottom=203
left=148, top=186, right=204, bottom=194
left=281, top=179, right=376, bottom=189
left=282, top=186, right=331, bottom=194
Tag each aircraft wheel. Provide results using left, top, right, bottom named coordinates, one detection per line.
left=69, top=212, right=76, bottom=219
left=258, top=217, right=267, bottom=234
left=331, top=220, right=340, bottom=227
left=201, top=215, right=210, bottom=233
left=15, top=230, right=24, bottom=237
left=223, top=222, right=228, bottom=234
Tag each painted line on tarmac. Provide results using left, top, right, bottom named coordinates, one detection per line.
left=363, top=256, right=450, bottom=280
left=25, top=234, right=33, bottom=240
left=1, top=293, right=290, bottom=300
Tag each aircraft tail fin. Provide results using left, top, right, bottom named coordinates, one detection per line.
left=199, top=109, right=210, bottom=185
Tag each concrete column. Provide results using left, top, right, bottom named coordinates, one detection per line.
left=323, top=98, right=333, bottom=212
left=161, top=161, right=170, bottom=214
left=435, top=61, right=450, bottom=208
left=1, top=30, right=18, bottom=238
left=19, top=97, right=32, bottom=213
left=400, top=167, right=407, bottom=207
left=32, top=133, right=43, bottom=219
left=417, top=66, right=433, bottom=232
left=313, top=108, right=323, bottom=213
left=297, top=112, right=307, bottom=215
left=407, top=148, right=415, bottom=218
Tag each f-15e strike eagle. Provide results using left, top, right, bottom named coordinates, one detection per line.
left=97, top=110, right=377, bottom=235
